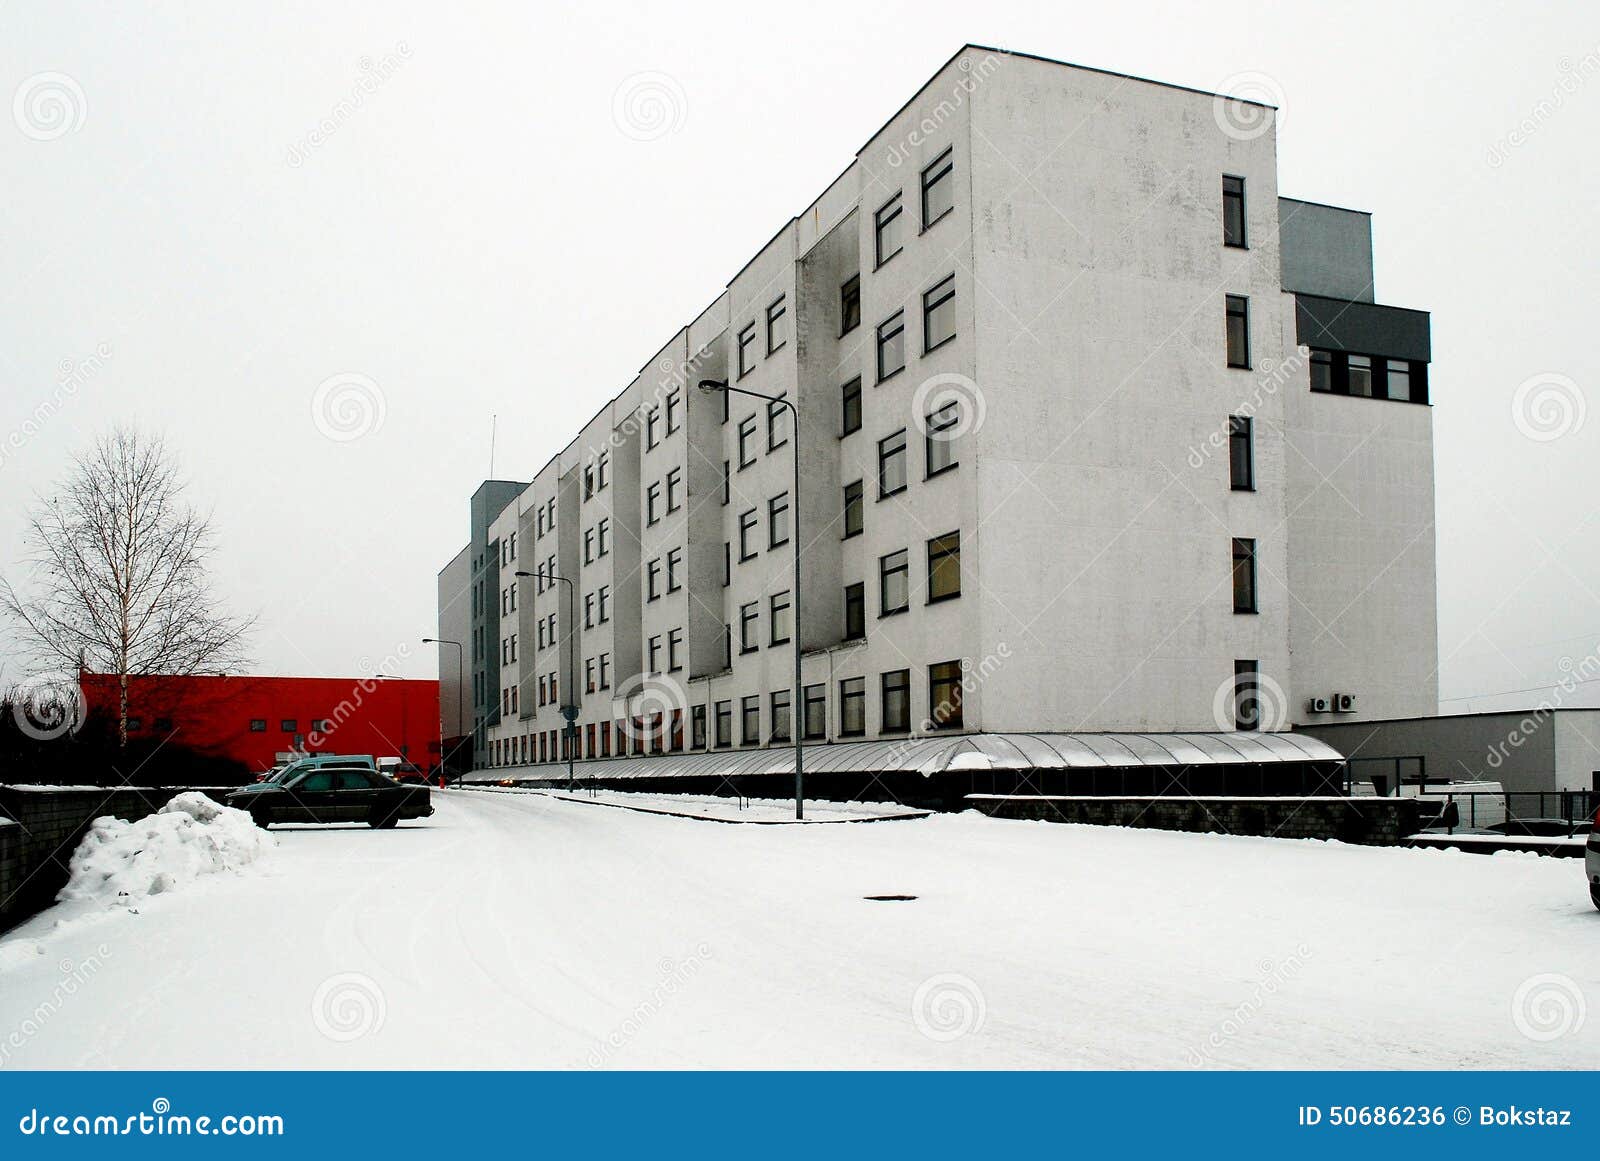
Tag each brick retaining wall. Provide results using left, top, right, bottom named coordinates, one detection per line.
left=967, top=794, right=1423, bottom=845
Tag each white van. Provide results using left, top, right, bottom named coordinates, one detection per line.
left=1350, top=780, right=1507, bottom=830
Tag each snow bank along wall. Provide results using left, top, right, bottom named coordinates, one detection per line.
left=967, top=794, right=1424, bottom=845
left=0, top=786, right=216, bottom=930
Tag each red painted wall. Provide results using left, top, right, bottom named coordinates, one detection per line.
left=78, top=672, right=441, bottom=774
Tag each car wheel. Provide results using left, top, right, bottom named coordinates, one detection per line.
left=368, top=807, right=398, bottom=830
left=1591, top=882, right=1600, bottom=912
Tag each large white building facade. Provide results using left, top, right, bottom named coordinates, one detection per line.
left=436, top=46, right=1437, bottom=788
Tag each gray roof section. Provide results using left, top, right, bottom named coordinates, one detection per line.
left=465, top=731, right=1343, bottom=783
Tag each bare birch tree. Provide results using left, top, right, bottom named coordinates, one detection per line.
left=1, top=426, right=254, bottom=746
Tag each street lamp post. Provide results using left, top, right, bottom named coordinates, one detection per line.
left=516, top=568, right=578, bottom=792
left=421, top=638, right=464, bottom=783
left=698, top=379, right=803, bottom=820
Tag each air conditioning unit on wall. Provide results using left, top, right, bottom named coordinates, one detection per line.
left=1306, top=696, right=1330, bottom=714
left=1334, top=693, right=1358, bottom=713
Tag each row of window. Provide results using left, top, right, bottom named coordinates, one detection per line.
left=645, top=468, right=684, bottom=524
left=643, top=388, right=684, bottom=450
left=1309, top=348, right=1428, bottom=404
left=247, top=718, right=330, bottom=734
left=484, top=657, right=968, bottom=767
left=874, top=273, right=957, bottom=382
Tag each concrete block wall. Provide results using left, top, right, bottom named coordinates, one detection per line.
left=967, top=794, right=1422, bottom=845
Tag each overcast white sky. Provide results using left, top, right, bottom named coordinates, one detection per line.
left=1, top=0, right=1596, bottom=712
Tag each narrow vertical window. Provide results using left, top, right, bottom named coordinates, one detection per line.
left=928, top=661, right=964, bottom=730
left=874, top=192, right=904, bottom=267
left=1232, top=537, right=1258, bottom=613
left=1234, top=660, right=1261, bottom=731
left=1225, top=295, right=1250, bottom=369
left=924, top=402, right=960, bottom=476
left=1222, top=175, right=1247, bottom=248
left=842, top=480, right=864, bottom=537
left=840, top=377, right=862, bottom=436
left=766, top=295, right=787, bottom=354
left=803, top=684, right=826, bottom=740
left=844, top=581, right=865, bottom=640
left=922, top=274, right=956, bottom=352
left=840, top=274, right=861, bottom=335
left=926, top=532, right=961, bottom=601
left=840, top=677, right=866, bottom=737
left=1228, top=416, right=1254, bottom=491
left=770, top=690, right=791, bottom=743
left=877, top=311, right=906, bottom=381
left=737, top=324, right=756, bottom=378
left=879, top=549, right=910, bottom=614
left=770, top=590, right=792, bottom=645
left=878, top=430, right=908, bottom=497
left=921, top=147, right=954, bottom=229
left=881, top=669, right=911, bottom=733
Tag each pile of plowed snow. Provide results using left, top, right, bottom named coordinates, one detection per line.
left=59, top=792, right=275, bottom=907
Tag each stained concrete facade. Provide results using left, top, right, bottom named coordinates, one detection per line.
left=437, top=46, right=1440, bottom=772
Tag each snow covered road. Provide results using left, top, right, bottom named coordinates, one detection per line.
left=2, top=789, right=1597, bottom=1069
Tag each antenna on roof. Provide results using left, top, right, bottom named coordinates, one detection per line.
left=489, top=413, right=497, bottom=478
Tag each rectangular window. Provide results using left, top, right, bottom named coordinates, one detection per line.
left=737, top=323, right=756, bottom=378
left=843, top=480, right=864, bottom=538
left=929, top=660, right=964, bottom=730
left=1229, top=416, right=1254, bottom=491
left=921, top=147, right=954, bottom=229
left=739, top=509, right=758, bottom=560
left=647, top=558, right=662, bottom=601
left=767, top=397, right=789, bottom=450
left=1385, top=359, right=1411, bottom=402
left=668, top=627, right=684, bottom=671
left=840, top=677, right=866, bottom=737
left=924, top=401, right=959, bottom=476
left=840, top=377, right=862, bottom=436
left=691, top=704, right=707, bottom=750
left=741, top=696, right=760, bottom=745
left=1348, top=354, right=1373, bottom=397
left=599, top=653, right=610, bottom=689
left=1222, top=175, right=1247, bottom=248
left=1310, top=348, right=1333, bottom=393
left=878, top=430, right=908, bottom=498
left=1234, top=660, right=1261, bottom=731
left=597, top=586, right=610, bottom=623
left=770, top=590, right=791, bottom=645
left=646, top=481, right=661, bottom=525
left=648, top=635, right=662, bottom=674
left=803, top=683, right=826, bottom=740
left=584, top=528, right=595, bottom=564
left=766, top=295, right=787, bottom=354
left=249, top=718, right=267, bottom=732
left=770, top=689, right=791, bottom=744
left=721, top=459, right=730, bottom=504
left=840, top=275, right=861, bottom=335
left=1232, top=537, right=1258, bottom=613
left=737, top=415, right=757, bottom=468
left=844, top=582, right=865, bottom=640
left=280, top=719, right=297, bottom=733
left=880, top=548, right=910, bottom=614
left=768, top=492, right=790, bottom=548
left=881, top=669, right=910, bottom=733
left=586, top=657, right=596, bottom=693
left=927, top=532, right=960, bottom=602
left=876, top=311, right=906, bottom=381
left=922, top=274, right=956, bottom=352
left=665, top=467, right=683, bottom=512
left=1225, top=295, right=1250, bottom=369
left=666, top=546, right=683, bottom=592
left=645, top=406, right=660, bottom=450
left=665, top=387, right=681, bottom=434
left=740, top=602, right=759, bottom=653
left=722, top=541, right=731, bottom=586
left=874, top=192, right=904, bottom=267
left=715, top=701, right=732, bottom=747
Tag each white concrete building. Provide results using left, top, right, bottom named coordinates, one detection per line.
left=436, top=46, right=1437, bottom=786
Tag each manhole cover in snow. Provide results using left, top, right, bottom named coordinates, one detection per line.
left=862, top=894, right=918, bottom=902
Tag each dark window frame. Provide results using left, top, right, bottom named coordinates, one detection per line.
left=840, top=274, right=861, bottom=336
left=737, top=323, right=757, bottom=378
left=842, top=480, right=864, bottom=538
left=876, top=310, right=906, bottom=382
left=874, top=192, right=904, bottom=268
left=1225, top=294, right=1251, bottom=370
left=881, top=668, right=911, bottom=733
left=879, top=548, right=910, bottom=616
left=1222, top=174, right=1247, bottom=249
left=877, top=430, right=908, bottom=499
left=770, top=589, right=792, bottom=646
left=840, top=376, right=863, bottom=437
left=924, top=401, right=960, bottom=478
left=926, top=531, right=961, bottom=603
left=844, top=581, right=866, bottom=640
left=839, top=676, right=867, bottom=737
left=928, top=660, right=964, bottom=731
left=1232, top=537, right=1258, bottom=614
left=1229, top=415, right=1255, bottom=491
left=921, top=273, right=957, bottom=354
left=768, top=492, right=790, bottom=549
left=920, top=147, right=954, bottom=231
left=766, top=294, right=788, bottom=355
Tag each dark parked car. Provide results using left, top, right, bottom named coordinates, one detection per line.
left=227, top=756, right=433, bottom=828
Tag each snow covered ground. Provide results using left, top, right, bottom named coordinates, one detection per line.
left=480, top=786, right=930, bottom=823
left=0, top=789, right=1596, bottom=1069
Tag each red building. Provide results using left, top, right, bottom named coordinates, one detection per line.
left=78, top=672, right=441, bottom=775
